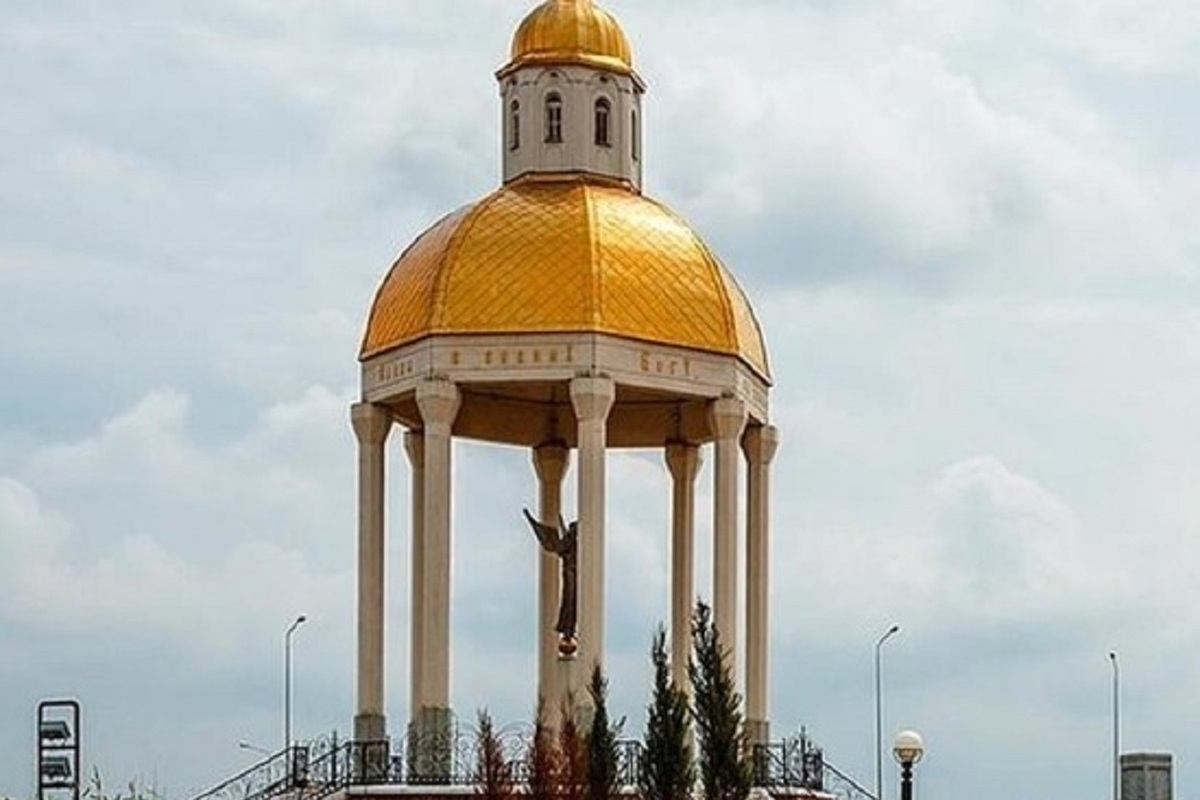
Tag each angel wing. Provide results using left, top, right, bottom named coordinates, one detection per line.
left=523, top=508, right=563, bottom=553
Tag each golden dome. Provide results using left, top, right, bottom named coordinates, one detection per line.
left=504, top=0, right=634, bottom=75
left=361, top=179, right=769, bottom=379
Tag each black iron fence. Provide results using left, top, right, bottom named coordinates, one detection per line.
left=614, top=739, right=643, bottom=788
left=190, top=726, right=856, bottom=800
left=750, top=730, right=824, bottom=790
left=188, top=746, right=308, bottom=800
left=822, top=760, right=879, bottom=800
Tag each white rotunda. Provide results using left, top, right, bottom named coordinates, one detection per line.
left=350, top=0, right=779, bottom=778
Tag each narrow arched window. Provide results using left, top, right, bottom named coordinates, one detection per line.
left=594, top=98, right=611, bottom=147
left=631, top=109, right=640, bottom=161
left=545, top=94, right=563, bottom=143
left=510, top=100, right=521, bottom=151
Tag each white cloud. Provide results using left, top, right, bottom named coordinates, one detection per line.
left=618, top=0, right=1200, bottom=295
left=7, top=389, right=354, bottom=654
left=53, top=140, right=166, bottom=199
left=0, top=387, right=361, bottom=795
left=0, top=477, right=70, bottom=579
left=931, top=455, right=1098, bottom=618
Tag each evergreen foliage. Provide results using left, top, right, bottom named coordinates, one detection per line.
left=80, top=769, right=156, bottom=800
left=474, top=709, right=517, bottom=800
left=527, top=699, right=562, bottom=800
left=558, top=697, right=589, bottom=800
left=640, top=626, right=695, bottom=800
left=586, top=665, right=623, bottom=800
left=688, top=601, right=752, bottom=800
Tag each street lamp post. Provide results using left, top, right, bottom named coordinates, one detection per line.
left=874, top=624, right=900, bottom=800
left=284, top=615, right=308, bottom=752
left=239, top=741, right=272, bottom=758
left=892, top=730, right=925, bottom=800
left=1110, top=651, right=1120, bottom=800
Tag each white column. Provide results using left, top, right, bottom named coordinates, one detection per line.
left=743, top=424, right=778, bottom=746
left=570, top=375, right=616, bottom=684
left=709, top=396, right=747, bottom=675
left=665, top=442, right=701, bottom=689
left=351, top=402, right=393, bottom=742
left=413, top=380, right=461, bottom=731
left=532, top=442, right=570, bottom=710
left=403, top=431, right=425, bottom=725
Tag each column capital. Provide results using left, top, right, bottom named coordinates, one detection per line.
left=709, top=396, right=747, bottom=442
left=352, top=402, right=393, bottom=446
left=533, top=441, right=570, bottom=485
left=741, top=424, right=779, bottom=467
left=416, top=380, right=461, bottom=436
left=404, top=429, right=425, bottom=469
left=570, top=375, right=616, bottom=423
left=665, top=441, right=702, bottom=484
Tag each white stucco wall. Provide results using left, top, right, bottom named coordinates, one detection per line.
left=499, top=64, right=644, bottom=189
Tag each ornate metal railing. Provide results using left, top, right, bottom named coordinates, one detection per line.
left=751, top=729, right=824, bottom=790
left=190, top=724, right=861, bottom=800
left=188, top=746, right=303, bottom=800
left=614, top=739, right=643, bottom=789
left=822, top=760, right=878, bottom=800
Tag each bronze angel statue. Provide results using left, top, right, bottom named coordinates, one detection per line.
left=522, top=508, right=579, bottom=657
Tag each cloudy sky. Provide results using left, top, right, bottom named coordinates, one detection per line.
left=3, top=0, right=1199, bottom=798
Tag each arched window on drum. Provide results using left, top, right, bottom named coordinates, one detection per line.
left=594, top=98, right=612, bottom=147
left=545, top=94, right=563, bottom=143
left=631, top=109, right=640, bottom=160
left=510, top=100, right=521, bottom=151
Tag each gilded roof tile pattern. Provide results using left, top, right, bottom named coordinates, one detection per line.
left=362, top=205, right=471, bottom=352
left=703, top=236, right=770, bottom=376
left=506, top=0, right=633, bottom=75
left=360, top=180, right=771, bottom=379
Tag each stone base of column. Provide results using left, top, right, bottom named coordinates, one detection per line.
left=746, top=718, right=770, bottom=747
left=355, top=711, right=387, bottom=741
left=352, top=713, right=390, bottom=783
left=407, top=707, right=454, bottom=785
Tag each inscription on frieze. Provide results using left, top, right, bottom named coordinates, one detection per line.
left=477, top=344, right=576, bottom=368
left=370, top=342, right=731, bottom=392
left=374, top=358, right=415, bottom=384
left=640, top=350, right=694, bottom=379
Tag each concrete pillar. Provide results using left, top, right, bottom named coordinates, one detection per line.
left=403, top=431, right=425, bottom=725
left=742, top=424, right=778, bottom=746
left=351, top=402, right=393, bottom=743
left=411, top=379, right=460, bottom=780
left=665, top=442, right=702, bottom=690
left=532, top=442, right=570, bottom=711
left=709, top=396, right=747, bottom=677
left=570, top=375, right=616, bottom=687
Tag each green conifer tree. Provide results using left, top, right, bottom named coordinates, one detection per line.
left=689, top=601, right=752, bottom=800
left=474, top=709, right=517, bottom=800
left=640, top=625, right=695, bottom=800
left=527, top=699, right=562, bottom=800
left=559, top=697, right=589, bottom=800
left=586, top=664, right=623, bottom=800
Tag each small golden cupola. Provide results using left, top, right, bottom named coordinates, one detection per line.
left=497, top=0, right=646, bottom=190
left=504, top=0, right=635, bottom=75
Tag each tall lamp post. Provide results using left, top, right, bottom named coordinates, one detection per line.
left=239, top=741, right=272, bottom=758
left=1109, top=651, right=1120, bottom=800
left=892, top=730, right=925, bottom=800
left=874, top=624, right=900, bottom=800
left=284, top=615, right=308, bottom=752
